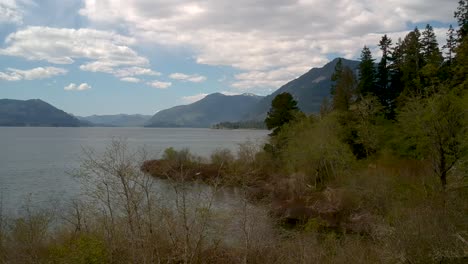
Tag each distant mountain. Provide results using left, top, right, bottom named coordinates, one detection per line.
left=146, top=93, right=264, bottom=128
left=243, top=58, right=360, bottom=120
left=78, top=114, right=152, bottom=127
left=0, top=99, right=82, bottom=127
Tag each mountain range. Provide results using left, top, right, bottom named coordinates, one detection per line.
left=145, top=93, right=263, bottom=128
left=244, top=58, right=359, bottom=120
left=145, top=58, right=359, bottom=126
left=0, top=99, right=82, bottom=127
left=0, top=58, right=359, bottom=128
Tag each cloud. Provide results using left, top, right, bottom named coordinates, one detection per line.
left=80, top=0, right=457, bottom=91
left=64, top=83, right=91, bottom=91
left=169, top=73, right=207, bottom=83
left=181, top=93, right=208, bottom=104
left=120, top=77, right=141, bottom=83
left=0, top=26, right=149, bottom=76
left=147, top=81, right=172, bottom=89
left=0, top=66, right=67, bottom=81
left=114, top=67, right=161, bottom=78
left=0, top=0, right=32, bottom=25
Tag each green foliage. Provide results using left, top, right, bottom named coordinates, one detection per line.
left=421, top=24, right=443, bottom=66
left=163, top=147, right=195, bottom=167
left=277, top=113, right=355, bottom=188
left=443, top=25, right=457, bottom=65
left=332, top=66, right=356, bottom=112
left=397, top=90, right=468, bottom=187
left=265, top=92, right=302, bottom=136
left=352, top=95, right=385, bottom=157
left=49, top=234, right=108, bottom=264
left=357, top=46, right=377, bottom=96
left=453, top=37, right=468, bottom=89
left=400, top=28, right=424, bottom=95
left=455, top=0, right=468, bottom=39
left=377, top=35, right=392, bottom=106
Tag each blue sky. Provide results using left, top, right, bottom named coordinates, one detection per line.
left=0, top=0, right=458, bottom=116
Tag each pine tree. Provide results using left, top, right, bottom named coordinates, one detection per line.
left=453, top=0, right=468, bottom=88
left=400, top=28, right=423, bottom=95
left=357, top=46, right=376, bottom=96
left=455, top=0, right=468, bottom=39
left=265, top=92, right=300, bottom=136
left=376, top=35, right=392, bottom=105
left=443, top=25, right=457, bottom=65
left=388, top=38, right=404, bottom=109
left=421, top=24, right=443, bottom=66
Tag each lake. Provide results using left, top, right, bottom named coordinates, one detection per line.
left=0, top=127, right=268, bottom=214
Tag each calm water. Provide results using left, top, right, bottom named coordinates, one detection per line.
left=0, top=127, right=268, bottom=214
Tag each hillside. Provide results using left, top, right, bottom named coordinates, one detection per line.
left=78, top=114, right=152, bottom=127
left=243, top=58, right=360, bottom=120
left=145, top=93, right=263, bottom=128
left=0, top=99, right=82, bottom=127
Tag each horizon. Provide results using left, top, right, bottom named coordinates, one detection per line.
left=0, top=0, right=458, bottom=116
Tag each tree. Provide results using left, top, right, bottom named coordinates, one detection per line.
left=388, top=38, right=405, bottom=113
left=400, top=28, right=423, bottom=95
left=455, top=0, right=468, bottom=39
left=265, top=92, right=301, bottom=136
left=443, top=25, right=457, bottom=65
left=377, top=35, right=392, bottom=90
left=333, top=66, right=356, bottom=112
left=357, top=46, right=376, bottom=96
left=453, top=1, right=468, bottom=89
left=421, top=24, right=443, bottom=66
left=398, top=91, right=467, bottom=189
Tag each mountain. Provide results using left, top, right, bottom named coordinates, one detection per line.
left=146, top=93, right=264, bottom=128
left=78, top=114, right=152, bottom=127
left=0, top=99, right=82, bottom=127
left=243, top=58, right=360, bottom=120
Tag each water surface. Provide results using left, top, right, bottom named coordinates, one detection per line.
left=0, top=127, right=268, bottom=214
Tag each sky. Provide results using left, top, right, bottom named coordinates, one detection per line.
left=0, top=0, right=459, bottom=116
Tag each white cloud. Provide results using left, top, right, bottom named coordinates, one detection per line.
left=147, top=81, right=172, bottom=89
left=80, top=0, right=457, bottom=91
left=0, top=0, right=32, bottom=25
left=120, top=77, right=141, bottom=83
left=0, top=66, right=67, bottom=81
left=64, top=82, right=91, bottom=91
left=114, top=67, right=161, bottom=78
left=181, top=93, right=208, bottom=104
left=169, top=72, right=207, bottom=83
left=0, top=26, right=149, bottom=76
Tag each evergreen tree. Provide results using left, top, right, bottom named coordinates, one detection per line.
left=333, top=67, right=356, bottom=111
left=419, top=24, right=443, bottom=89
left=389, top=38, right=404, bottom=95
left=443, top=25, right=457, bottom=65
left=357, top=46, right=376, bottom=96
left=400, top=28, right=423, bottom=95
left=453, top=0, right=468, bottom=88
left=455, top=0, right=468, bottom=39
left=376, top=35, right=392, bottom=106
left=265, top=92, right=300, bottom=136
left=421, top=24, right=443, bottom=66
